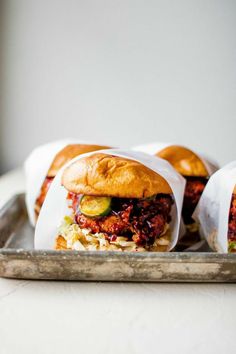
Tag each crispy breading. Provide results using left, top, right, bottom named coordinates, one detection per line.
left=55, top=235, right=69, bottom=250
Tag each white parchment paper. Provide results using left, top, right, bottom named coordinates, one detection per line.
left=35, top=149, right=186, bottom=251
left=193, top=161, right=236, bottom=253
left=24, top=139, right=105, bottom=226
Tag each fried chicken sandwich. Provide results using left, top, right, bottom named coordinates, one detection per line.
left=55, top=153, right=175, bottom=252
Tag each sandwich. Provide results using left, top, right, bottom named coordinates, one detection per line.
left=55, top=153, right=174, bottom=252
left=34, top=144, right=110, bottom=220
left=156, top=145, right=211, bottom=241
left=192, top=161, right=236, bottom=253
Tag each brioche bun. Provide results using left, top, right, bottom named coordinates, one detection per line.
left=156, top=145, right=208, bottom=177
left=62, top=153, right=172, bottom=198
left=47, top=144, right=110, bottom=177
left=234, top=185, right=236, bottom=194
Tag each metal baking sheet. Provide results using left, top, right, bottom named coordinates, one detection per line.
left=0, top=194, right=235, bottom=282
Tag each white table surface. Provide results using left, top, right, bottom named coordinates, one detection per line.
left=0, top=169, right=235, bottom=354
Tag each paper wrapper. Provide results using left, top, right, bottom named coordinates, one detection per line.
left=193, top=161, right=236, bottom=253
left=34, top=149, right=186, bottom=251
left=132, top=142, right=218, bottom=176
left=24, top=139, right=103, bottom=226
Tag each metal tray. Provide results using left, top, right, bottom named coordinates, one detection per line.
left=0, top=194, right=235, bottom=282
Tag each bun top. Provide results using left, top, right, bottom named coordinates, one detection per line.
left=47, top=144, right=110, bottom=177
left=156, top=145, right=208, bottom=177
left=62, top=153, right=172, bottom=198
left=234, top=185, right=236, bottom=194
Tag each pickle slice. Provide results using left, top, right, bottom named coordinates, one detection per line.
left=79, top=195, right=112, bottom=217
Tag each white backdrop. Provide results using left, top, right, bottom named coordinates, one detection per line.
left=0, top=0, right=235, bottom=173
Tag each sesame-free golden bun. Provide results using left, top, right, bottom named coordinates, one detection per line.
left=156, top=145, right=208, bottom=177
left=62, top=153, right=172, bottom=198
left=47, top=144, right=111, bottom=177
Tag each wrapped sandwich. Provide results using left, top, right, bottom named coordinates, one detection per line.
left=193, top=161, right=236, bottom=253
left=133, top=143, right=218, bottom=245
left=24, top=140, right=110, bottom=225
left=35, top=150, right=186, bottom=252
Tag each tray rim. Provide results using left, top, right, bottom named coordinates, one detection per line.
left=1, top=249, right=236, bottom=264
